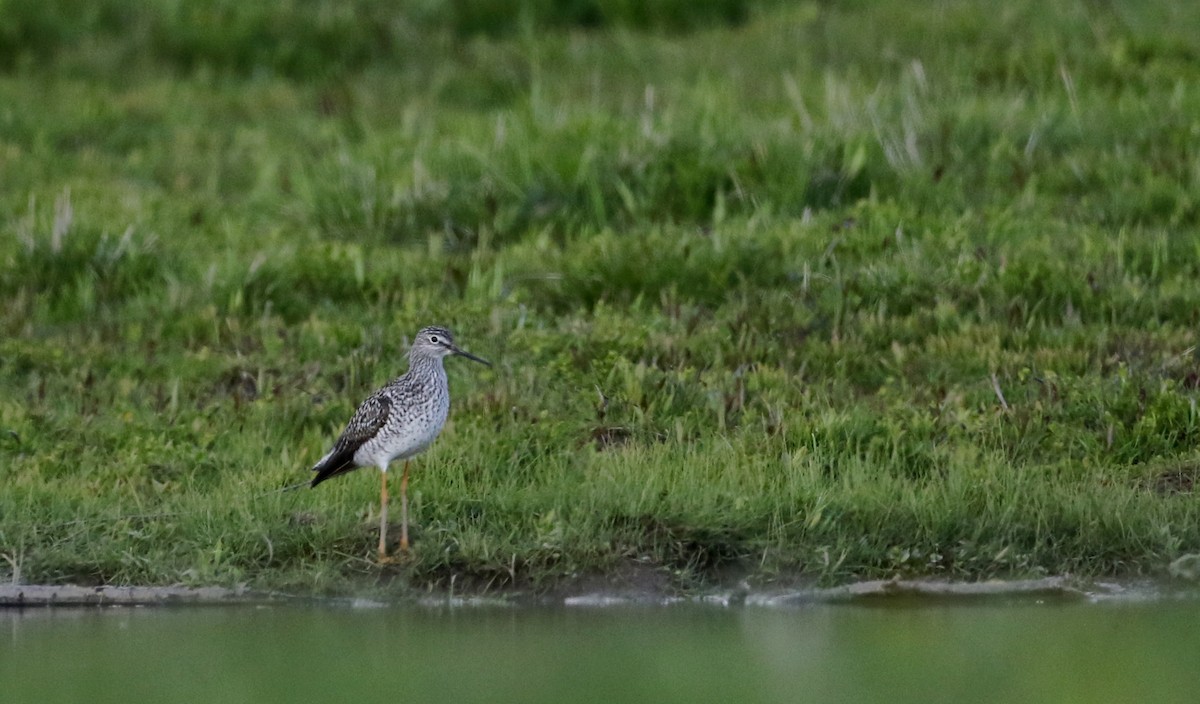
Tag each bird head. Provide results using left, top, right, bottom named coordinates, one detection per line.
left=411, top=326, right=490, bottom=366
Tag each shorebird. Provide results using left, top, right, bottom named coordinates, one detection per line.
left=310, top=326, right=489, bottom=561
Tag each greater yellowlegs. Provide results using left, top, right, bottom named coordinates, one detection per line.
left=310, top=326, right=489, bottom=561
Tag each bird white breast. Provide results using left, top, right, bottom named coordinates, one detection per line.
left=353, top=383, right=450, bottom=470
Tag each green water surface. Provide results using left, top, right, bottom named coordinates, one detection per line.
left=3, top=598, right=1199, bottom=703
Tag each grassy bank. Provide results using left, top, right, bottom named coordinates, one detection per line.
left=2, top=0, right=1200, bottom=594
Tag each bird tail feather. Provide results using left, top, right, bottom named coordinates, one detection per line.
left=310, top=448, right=358, bottom=487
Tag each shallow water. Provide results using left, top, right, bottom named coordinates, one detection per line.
left=4, top=597, right=1200, bottom=704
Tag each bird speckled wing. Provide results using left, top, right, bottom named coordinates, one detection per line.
left=310, top=392, right=392, bottom=487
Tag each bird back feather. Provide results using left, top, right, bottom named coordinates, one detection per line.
left=310, top=393, right=392, bottom=487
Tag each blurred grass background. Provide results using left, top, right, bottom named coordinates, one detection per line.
left=2, top=0, right=1199, bottom=593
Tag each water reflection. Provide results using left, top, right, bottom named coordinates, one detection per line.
left=4, top=600, right=1200, bottom=704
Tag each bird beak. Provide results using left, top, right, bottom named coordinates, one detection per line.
left=452, top=345, right=491, bottom=367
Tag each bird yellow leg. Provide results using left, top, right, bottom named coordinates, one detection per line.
left=399, top=460, right=410, bottom=553
left=378, top=470, right=389, bottom=562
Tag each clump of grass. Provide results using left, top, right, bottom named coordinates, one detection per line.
left=2, top=190, right=168, bottom=324
left=297, top=112, right=869, bottom=248
left=0, top=0, right=773, bottom=76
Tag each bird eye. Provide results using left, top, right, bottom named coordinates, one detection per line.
left=430, top=335, right=439, bottom=343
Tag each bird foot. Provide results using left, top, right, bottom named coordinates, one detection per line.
left=377, top=548, right=412, bottom=566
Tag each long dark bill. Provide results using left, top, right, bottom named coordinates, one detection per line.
left=453, top=346, right=491, bottom=366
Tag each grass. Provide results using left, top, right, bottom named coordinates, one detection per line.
left=2, top=0, right=1200, bottom=594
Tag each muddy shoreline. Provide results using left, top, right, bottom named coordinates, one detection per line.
left=3, top=576, right=1193, bottom=608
